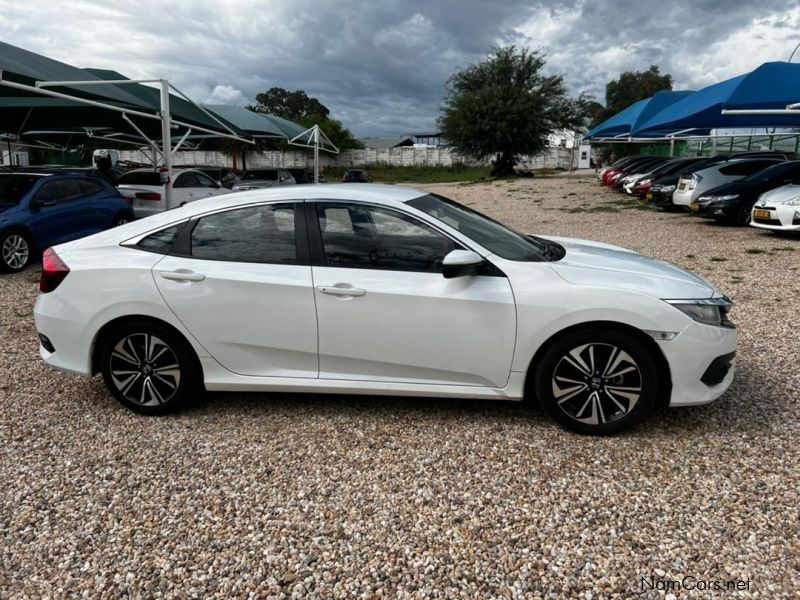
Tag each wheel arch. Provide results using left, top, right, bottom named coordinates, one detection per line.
left=91, top=314, right=204, bottom=379
left=523, top=320, right=672, bottom=408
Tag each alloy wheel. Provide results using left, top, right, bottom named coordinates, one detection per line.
left=2, top=234, right=29, bottom=270
left=109, top=333, right=181, bottom=406
left=551, top=343, right=642, bottom=425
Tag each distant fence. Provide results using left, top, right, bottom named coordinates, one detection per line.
left=117, top=146, right=577, bottom=170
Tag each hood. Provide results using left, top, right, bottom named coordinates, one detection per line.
left=652, top=174, right=679, bottom=186
left=543, top=236, right=717, bottom=299
left=697, top=181, right=755, bottom=200
left=760, top=183, right=800, bottom=204
left=0, top=201, right=17, bottom=214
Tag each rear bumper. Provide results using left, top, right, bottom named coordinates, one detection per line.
left=660, top=320, right=738, bottom=407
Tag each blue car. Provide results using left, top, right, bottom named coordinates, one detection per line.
left=0, top=172, right=133, bottom=273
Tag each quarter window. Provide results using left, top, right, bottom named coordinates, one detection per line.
left=191, top=203, right=297, bottom=264
left=315, top=203, right=460, bottom=272
left=78, top=179, right=106, bottom=197
left=138, top=224, right=183, bottom=254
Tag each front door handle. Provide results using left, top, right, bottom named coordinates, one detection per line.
left=160, top=269, right=206, bottom=282
left=317, top=284, right=366, bottom=297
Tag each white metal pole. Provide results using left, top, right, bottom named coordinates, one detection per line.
left=711, top=134, right=717, bottom=156
left=669, top=138, right=675, bottom=157
left=160, top=79, right=173, bottom=209
left=314, top=124, right=320, bottom=183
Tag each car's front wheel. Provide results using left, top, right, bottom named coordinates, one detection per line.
left=0, top=229, right=31, bottom=273
left=534, top=328, right=658, bottom=435
left=99, top=321, right=202, bottom=415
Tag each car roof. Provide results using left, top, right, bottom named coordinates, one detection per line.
left=124, top=168, right=198, bottom=175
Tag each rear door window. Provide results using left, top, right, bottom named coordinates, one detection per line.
left=78, top=179, right=106, bottom=197
left=190, top=203, right=298, bottom=264
left=33, top=178, right=83, bottom=203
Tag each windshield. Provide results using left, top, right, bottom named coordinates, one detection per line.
left=243, top=170, right=278, bottom=180
left=0, top=174, right=42, bottom=204
left=407, top=193, right=561, bottom=262
left=742, top=161, right=800, bottom=184
left=118, top=171, right=161, bottom=186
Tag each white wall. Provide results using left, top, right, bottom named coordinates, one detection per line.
left=117, top=146, right=577, bottom=170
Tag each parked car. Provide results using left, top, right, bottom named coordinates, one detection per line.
left=597, top=156, right=651, bottom=181
left=34, top=184, right=737, bottom=435
left=603, top=156, right=661, bottom=187
left=672, top=158, right=786, bottom=208
left=613, top=158, right=670, bottom=190
left=178, top=166, right=239, bottom=189
left=342, top=169, right=373, bottom=183
left=0, top=172, right=132, bottom=273
left=623, top=158, right=704, bottom=197
left=692, top=161, right=800, bottom=225
left=232, top=168, right=295, bottom=191
left=118, top=169, right=232, bottom=219
left=750, top=184, right=800, bottom=233
left=286, top=168, right=325, bottom=184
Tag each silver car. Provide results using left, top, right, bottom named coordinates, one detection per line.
left=232, top=168, right=295, bottom=191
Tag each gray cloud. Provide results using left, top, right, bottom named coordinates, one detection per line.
left=0, top=1, right=797, bottom=136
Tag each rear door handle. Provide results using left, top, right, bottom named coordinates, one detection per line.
left=316, top=284, right=366, bottom=297
left=160, top=270, right=206, bottom=282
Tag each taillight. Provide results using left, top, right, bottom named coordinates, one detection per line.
left=40, top=248, right=70, bottom=293
left=135, top=192, right=162, bottom=201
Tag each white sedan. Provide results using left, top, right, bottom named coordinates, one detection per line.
left=33, top=185, right=738, bottom=435
left=750, top=184, right=800, bottom=232
left=118, top=168, right=232, bottom=218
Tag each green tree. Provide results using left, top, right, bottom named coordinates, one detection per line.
left=600, top=65, right=672, bottom=123
left=438, top=46, right=584, bottom=176
left=248, top=87, right=362, bottom=150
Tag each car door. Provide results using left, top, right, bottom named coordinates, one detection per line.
left=308, top=200, right=517, bottom=388
left=26, top=177, right=90, bottom=247
left=170, top=173, right=196, bottom=206
left=153, top=202, right=318, bottom=378
left=78, top=178, right=117, bottom=231
left=189, top=173, right=228, bottom=200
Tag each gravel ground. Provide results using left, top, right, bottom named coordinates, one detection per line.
left=2, top=173, right=799, bottom=598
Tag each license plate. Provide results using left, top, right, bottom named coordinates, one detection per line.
left=690, top=203, right=700, bottom=212
left=678, top=182, right=687, bottom=191
left=646, top=193, right=653, bottom=200
left=753, top=209, right=770, bottom=219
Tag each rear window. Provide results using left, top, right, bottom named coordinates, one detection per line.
left=78, top=179, right=106, bottom=196
left=118, top=171, right=162, bottom=186
left=719, top=160, right=780, bottom=177
left=0, top=174, right=42, bottom=204
left=243, top=170, right=278, bottom=180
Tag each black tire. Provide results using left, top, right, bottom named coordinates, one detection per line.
left=0, top=229, right=32, bottom=273
left=112, top=213, right=134, bottom=227
left=99, top=321, right=202, bottom=415
left=534, top=328, right=658, bottom=435
left=734, top=202, right=753, bottom=227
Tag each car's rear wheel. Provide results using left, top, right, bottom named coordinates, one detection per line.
left=0, top=230, right=31, bottom=273
left=100, top=321, right=201, bottom=415
left=534, top=328, right=658, bottom=435
left=112, top=213, right=133, bottom=227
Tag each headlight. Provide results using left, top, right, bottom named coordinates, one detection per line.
left=638, top=179, right=652, bottom=186
left=661, top=185, right=676, bottom=193
left=782, top=195, right=800, bottom=206
left=715, top=194, right=739, bottom=201
left=665, top=297, right=734, bottom=327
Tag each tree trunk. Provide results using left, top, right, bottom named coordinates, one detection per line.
left=490, top=151, right=516, bottom=177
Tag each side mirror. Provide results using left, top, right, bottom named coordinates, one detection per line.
left=442, top=249, right=484, bottom=279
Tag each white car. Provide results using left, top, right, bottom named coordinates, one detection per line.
left=750, top=184, right=800, bottom=232
left=118, top=169, right=232, bottom=219
left=33, top=184, right=738, bottom=435
left=232, top=168, right=296, bottom=191
left=672, top=158, right=783, bottom=208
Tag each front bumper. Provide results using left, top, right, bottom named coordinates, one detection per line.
left=660, top=320, right=738, bottom=406
left=646, top=190, right=675, bottom=206
left=692, top=200, right=734, bottom=219
left=750, top=205, right=800, bottom=231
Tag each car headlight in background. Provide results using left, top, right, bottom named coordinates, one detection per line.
left=661, top=184, right=676, bottom=192
left=638, top=178, right=652, bottom=186
left=713, top=194, right=739, bottom=202
left=665, top=297, right=734, bottom=328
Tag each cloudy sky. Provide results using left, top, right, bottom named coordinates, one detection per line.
left=0, top=0, right=798, bottom=137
